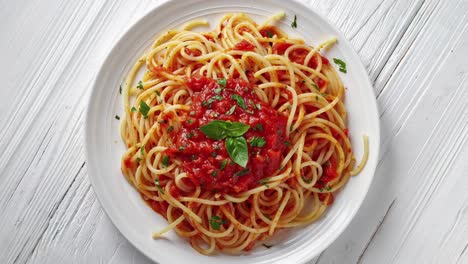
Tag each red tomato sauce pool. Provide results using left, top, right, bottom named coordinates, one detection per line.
left=166, top=77, right=288, bottom=193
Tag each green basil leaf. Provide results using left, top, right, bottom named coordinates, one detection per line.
left=226, top=136, right=248, bottom=168
left=231, top=94, right=247, bottom=109
left=200, top=120, right=250, bottom=139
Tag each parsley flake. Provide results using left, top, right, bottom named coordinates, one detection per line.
left=291, top=15, right=297, bottom=28
left=333, top=58, right=347, bottom=73
left=161, top=155, right=170, bottom=168
left=137, top=80, right=144, bottom=90
left=154, top=179, right=164, bottom=194
left=139, top=101, right=150, bottom=119
left=209, top=216, right=226, bottom=230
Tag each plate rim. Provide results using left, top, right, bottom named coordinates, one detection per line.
left=85, top=0, right=381, bottom=263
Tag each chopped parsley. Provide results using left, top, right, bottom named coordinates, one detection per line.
left=209, top=215, right=226, bottom=230
left=220, top=159, right=228, bottom=170
left=211, top=170, right=218, bottom=177
left=259, top=177, right=270, bottom=187
left=190, top=154, right=196, bottom=161
left=266, top=30, right=274, bottom=38
left=131, top=106, right=137, bottom=112
left=161, top=155, right=170, bottom=168
left=155, top=90, right=161, bottom=96
left=139, top=100, right=150, bottom=119
left=178, top=146, right=185, bottom=151
left=202, top=95, right=224, bottom=108
left=217, top=78, right=227, bottom=88
left=137, top=80, right=144, bottom=90
left=211, top=152, right=217, bottom=157
left=187, top=119, right=193, bottom=124
left=115, top=115, right=120, bottom=120
left=284, top=141, right=292, bottom=146
left=140, top=145, right=145, bottom=155
left=231, top=94, right=247, bottom=109
left=136, top=157, right=142, bottom=163
left=333, top=58, right=347, bottom=73
left=302, top=176, right=312, bottom=183
left=189, top=111, right=195, bottom=116
left=187, top=133, right=193, bottom=139
left=167, top=126, right=174, bottom=133
left=291, top=15, right=297, bottom=28
left=119, top=85, right=122, bottom=94
left=154, top=179, right=164, bottom=194
left=234, top=168, right=250, bottom=176
left=255, top=123, right=263, bottom=131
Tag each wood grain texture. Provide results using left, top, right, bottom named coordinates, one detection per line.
left=0, top=0, right=467, bottom=263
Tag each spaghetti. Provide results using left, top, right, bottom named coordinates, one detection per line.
left=120, top=12, right=368, bottom=255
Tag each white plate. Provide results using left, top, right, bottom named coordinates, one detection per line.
left=85, top=0, right=380, bottom=263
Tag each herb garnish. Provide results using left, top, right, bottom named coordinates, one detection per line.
left=131, top=106, right=137, bottom=112
left=167, top=126, right=174, bottom=133
left=200, top=120, right=250, bottom=167
left=225, top=105, right=236, bottom=115
left=291, top=15, right=297, bottom=28
left=259, top=177, right=270, bottom=187
left=139, top=101, right=150, bottom=119
left=137, top=80, right=144, bottom=90
left=161, top=155, right=170, bottom=168
left=209, top=216, right=226, bottom=230
left=217, top=78, right=227, bottom=88
left=249, top=136, right=266, bottom=147
left=200, top=120, right=250, bottom=140
left=231, top=94, right=247, bottom=109
left=115, top=115, right=120, bottom=120
left=333, top=58, right=347, bottom=73
left=154, top=179, right=164, bottom=194
left=266, top=30, right=274, bottom=38
left=234, top=168, right=250, bottom=176
left=220, top=159, right=228, bottom=170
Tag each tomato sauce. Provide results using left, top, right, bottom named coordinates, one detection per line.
left=166, top=77, right=288, bottom=193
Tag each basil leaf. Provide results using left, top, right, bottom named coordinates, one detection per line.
left=231, top=94, right=247, bottom=109
left=226, top=136, right=248, bottom=168
left=139, top=100, right=150, bottom=119
left=200, top=120, right=250, bottom=140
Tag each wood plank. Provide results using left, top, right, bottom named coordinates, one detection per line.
left=315, top=0, right=468, bottom=263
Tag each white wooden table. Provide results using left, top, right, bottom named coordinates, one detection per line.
left=1, top=0, right=467, bottom=263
